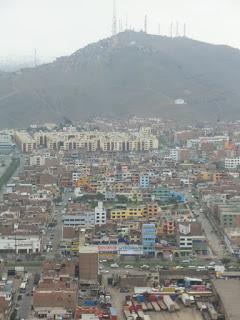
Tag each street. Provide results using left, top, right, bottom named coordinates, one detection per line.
left=185, top=190, right=227, bottom=259
left=16, top=273, right=34, bottom=320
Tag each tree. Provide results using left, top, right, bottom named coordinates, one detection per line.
left=116, top=195, right=128, bottom=203
left=221, top=257, right=231, bottom=265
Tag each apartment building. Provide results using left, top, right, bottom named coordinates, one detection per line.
left=0, top=134, right=14, bottom=154
left=62, top=212, right=95, bottom=228
left=177, top=222, right=208, bottom=256
left=94, top=201, right=106, bottom=225
left=225, top=157, right=240, bottom=169
left=14, top=131, right=36, bottom=153
left=17, top=129, right=159, bottom=152
left=110, top=205, right=145, bottom=220
left=142, top=223, right=156, bottom=256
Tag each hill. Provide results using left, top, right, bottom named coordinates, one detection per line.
left=1, top=31, right=240, bottom=128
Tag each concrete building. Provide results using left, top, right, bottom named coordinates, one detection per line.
left=94, top=201, right=106, bottom=225
left=62, top=212, right=95, bottom=228
left=110, top=206, right=145, bottom=220
left=72, top=172, right=81, bottom=184
left=0, top=134, right=14, bottom=154
left=225, top=157, right=240, bottom=169
left=139, top=174, right=150, bottom=188
left=0, top=235, right=41, bottom=254
left=29, top=155, right=46, bottom=166
left=14, top=131, right=36, bottom=153
left=177, top=222, right=208, bottom=256
left=28, top=129, right=159, bottom=152
left=79, top=246, right=99, bottom=283
left=142, top=224, right=156, bottom=256
left=212, top=279, right=240, bottom=320
left=169, top=148, right=180, bottom=161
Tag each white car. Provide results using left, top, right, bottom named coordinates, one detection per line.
left=101, top=269, right=109, bottom=274
left=110, top=263, right=119, bottom=268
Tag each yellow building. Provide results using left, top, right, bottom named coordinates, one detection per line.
left=110, top=206, right=145, bottom=220
left=75, top=176, right=90, bottom=187
left=198, top=171, right=211, bottom=181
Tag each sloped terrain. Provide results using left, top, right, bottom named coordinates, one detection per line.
left=0, top=31, right=240, bottom=128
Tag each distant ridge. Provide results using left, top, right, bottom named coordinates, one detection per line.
left=0, top=31, right=240, bottom=128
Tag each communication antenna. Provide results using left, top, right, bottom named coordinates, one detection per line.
left=34, top=49, right=37, bottom=67
left=175, top=22, right=179, bottom=37
left=119, top=20, right=121, bottom=32
left=170, top=23, right=173, bottom=38
left=158, top=24, right=161, bottom=35
left=144, top=15, right=148, bottom=33
left=112, top=0, right=117, bottom=35
left=125, top=16, right=128, bottom=30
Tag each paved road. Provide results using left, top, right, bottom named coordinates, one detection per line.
left=197, top=207, right=225, bottom=258
left=17, top=273, right=34, bottom=319
left=184, top=190, right=226, bottom=259
left=43, top=192, right=70, bottom=258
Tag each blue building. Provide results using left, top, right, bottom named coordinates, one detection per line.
left=151, top=187, right=185, bottom=203
left=139, top=174, right=150, bottom=188
left=142, top=223, right=156, bottom=256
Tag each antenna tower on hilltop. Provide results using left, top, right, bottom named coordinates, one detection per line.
left=34, top=49, right=37, bottom=67
left=183, top=23, right=186, bottom=37
left=144, top=15, right=148, bottom=33
left=170, top=23, right=173, bottom=38
left=112, top=0, right=117, bottom=35
left=175, top=22, right=179, bottom=37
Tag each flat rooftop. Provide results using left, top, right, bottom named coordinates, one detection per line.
left=213, top=279, right=240, bottom=320
left=79, top=245, right=98, bottom=254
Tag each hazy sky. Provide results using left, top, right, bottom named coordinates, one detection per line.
left=1, top=0, right=240, bottom=59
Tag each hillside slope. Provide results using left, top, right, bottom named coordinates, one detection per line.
left=1, top=31, right=240, bottom=128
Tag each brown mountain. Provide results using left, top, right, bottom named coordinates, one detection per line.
left=1, top=31, right=240, bottom=128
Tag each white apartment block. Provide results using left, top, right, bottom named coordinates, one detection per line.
left=169, top=149, right=180, bottom=161
left=225, top=157, right=240, bottom=169
left=29, top=155, right=46, bottom=166
left=16, top=129, right=159, bottom=152
left=94, top=201, right=106, bottom=225
left=72, top=172, right=81, bottom=183
left=62, top=212, right=95, bottom=228
left=14, top=131, right=36, bottom=153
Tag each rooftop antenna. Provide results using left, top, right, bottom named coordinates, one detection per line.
left=144, top=15, right=148, bottom=33
left=34, top=49, right=37, bottom=67
left=112, top=0, right=117, bottom=35
left=158, top=24, right=161, bottom=35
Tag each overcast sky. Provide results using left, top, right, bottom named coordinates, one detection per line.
left=1, top=0, right=240, bottom=59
